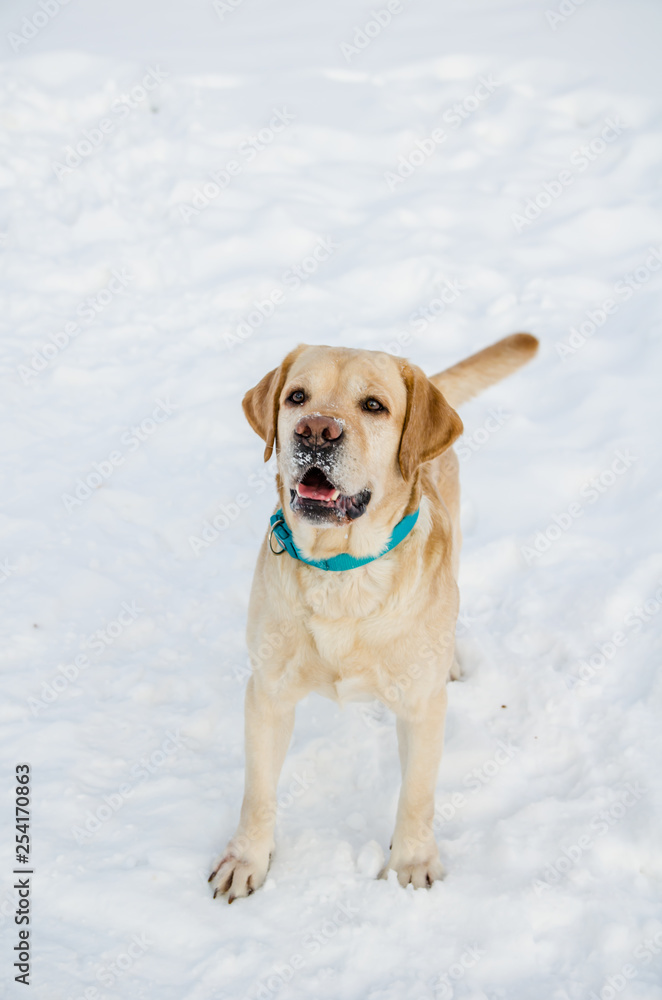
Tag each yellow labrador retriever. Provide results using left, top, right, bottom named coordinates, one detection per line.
left=210, top=333, right=538, bottom=900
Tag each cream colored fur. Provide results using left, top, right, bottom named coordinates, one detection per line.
left=209, top=333, right=538, bottom=900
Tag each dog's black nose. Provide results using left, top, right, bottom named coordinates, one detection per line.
left=294, top=414, right=343, bottom=449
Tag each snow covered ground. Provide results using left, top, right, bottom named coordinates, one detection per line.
left=1, top=0, right=662, bottom=997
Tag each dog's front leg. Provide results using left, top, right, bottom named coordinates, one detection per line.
left=381, top=687, right=447, bottom=888
left=209, top=675, right=296, bottom=902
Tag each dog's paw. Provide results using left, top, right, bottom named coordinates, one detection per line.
left=379, top=852, right=444, bottom=889
left=208, top=846, right=271, bottom=903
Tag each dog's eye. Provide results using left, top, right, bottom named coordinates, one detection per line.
left=287, top=390, right=306, bottom=404
left=363, top=397, right=386, bottom=412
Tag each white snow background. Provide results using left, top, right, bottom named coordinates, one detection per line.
left=1, top=0, right=661, bottom=998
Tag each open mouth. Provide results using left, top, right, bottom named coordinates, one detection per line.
left=290, top=467, right=371, bottom=521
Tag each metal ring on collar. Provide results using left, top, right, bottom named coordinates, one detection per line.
left=268, top=518, right=287, bottom=555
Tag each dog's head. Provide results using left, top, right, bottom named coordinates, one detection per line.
left=243, top=344, right=462, bottom=527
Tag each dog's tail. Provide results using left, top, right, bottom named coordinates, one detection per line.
left=430, top=333, right=539, bottom=408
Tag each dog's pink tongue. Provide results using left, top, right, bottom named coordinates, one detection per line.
left=298, top=482, right=336, bottom=501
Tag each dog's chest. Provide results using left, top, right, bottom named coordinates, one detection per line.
left=298, top=559, right=394, bottom=621
left=266, top=537, right=443, bottom=702
left=304, top=609, right=415, bottom=704
left=300, top=569, right=399, bottom=700
left=307, top=614, right=383, bottom=701
left=307, top=612, right=368, bottom=666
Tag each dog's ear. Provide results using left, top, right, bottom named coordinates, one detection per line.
left=242, top=346, right=305, bottom=461
left=398, top=361, right=463, bottom=479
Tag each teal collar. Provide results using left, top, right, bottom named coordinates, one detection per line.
left=268, top=507, right=420, bottom=572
